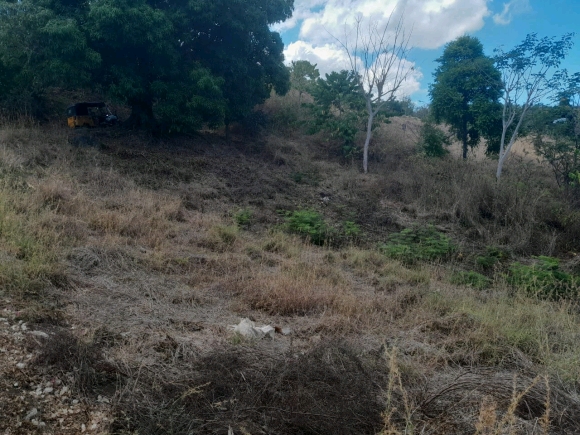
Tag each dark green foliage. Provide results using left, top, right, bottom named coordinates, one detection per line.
left=234, top=208, right=253, bottom=227
left=429, top=36, right=503, bottom=159
left=508, top=256, right=579, bottom=300
left=289, top=60, right=320, bottom=102
left=450, top=270, right=491, bottom=289
left=476, top=246, right=509, bottom=271
left=380, top=225, right=455, bottom=265
left=307, top=70, right=366, bottom=159
left=284, top=209, right=334, bottom=245
left=290, top=171, right=320, bottom=186
left=187, top=0, right=293, bottom=126
left=419, top=122, right=450, bottom=157
left=283, top=210, right=362, bottom=246
left=0, top=0, right=99, bottom=115
left=529, top=83, right=580, bottom=192
left=0, top=0, right=293, bottom=131
left=342, top=221, right=361, bottom=238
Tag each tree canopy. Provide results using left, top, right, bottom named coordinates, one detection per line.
left=430, top=36, right=503, bottom=159
left=0, top=0, right=294, bottom=131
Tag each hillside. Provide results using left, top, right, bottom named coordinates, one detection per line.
left=1, top=117, right=580, bottom=434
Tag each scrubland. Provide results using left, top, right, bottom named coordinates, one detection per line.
left=1, top=105, right=580, bottom=434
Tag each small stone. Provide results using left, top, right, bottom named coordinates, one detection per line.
left=281, top=327, right=292, bottom=335
left=13, top=382, right=18, bottom=387
left=30, top=331, right=49, bottom=339
left=72, top=399, right=79, bottom=405
left=43, top=387, right=54, bottom=394
left=59, top=386, right=69, bottom=396
left=16, top=362, right=26, bottom=369
left=25, top=408, right=38, bottom=421
left=20, top=323, right=28, bottom=331
left=81, top=423, right=86, bottom=432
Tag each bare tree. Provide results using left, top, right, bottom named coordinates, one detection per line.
left=494, top=33, right=574, bottom=181
left=335, top=13, right=413, bottom=173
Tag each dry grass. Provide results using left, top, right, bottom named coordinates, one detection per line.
left=1, top=119, right=580, bottom=434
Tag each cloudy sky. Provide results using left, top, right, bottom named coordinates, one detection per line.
left=274, top=0, right=580, bottom=105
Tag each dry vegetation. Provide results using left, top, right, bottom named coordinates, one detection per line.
left=1, top=105, right=580, bottom=434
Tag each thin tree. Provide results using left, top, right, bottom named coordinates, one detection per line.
left=335, top=13, right=413, bottom=173
left=494, top=33, right=574, bottom=180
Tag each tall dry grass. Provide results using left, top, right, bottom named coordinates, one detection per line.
left=1, top=118, right=580, bottom=433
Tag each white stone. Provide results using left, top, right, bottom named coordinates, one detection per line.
left=24, top=408, right=38, bottom=421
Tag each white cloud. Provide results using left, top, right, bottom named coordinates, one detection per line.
left=285, top=40, right=352, bottom=76
left=280, top=0, right=493, bottom=99
left=493, top=0, right=531, bottom=25
left=284, top=40, right=422, bottom=99
left=278, top=0, right=490, bottom=49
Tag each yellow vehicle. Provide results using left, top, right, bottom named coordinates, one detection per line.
left=67, top=102, right=118, bottom=128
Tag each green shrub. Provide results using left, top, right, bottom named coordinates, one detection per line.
left=476, top=246, right=509, bottom=271
left=284, top=209, right=334, bottom=246
left=450, top=270, right=491, bottom=289
left=508, top=256, right=579, bottom=299
left=419, top=122, right=450, bottom=158
left=234, top=208, right=253, bottom=227
left=379, top=225, right=454, bottom=265
left=342, top=221, right=361, bottom=238
left=291, top=171, right=320, bottom=186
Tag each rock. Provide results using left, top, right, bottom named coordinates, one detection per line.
left=25, top=408, right=38, bottom=421
left=16, top=362, right=26, bottom=369
left=29, top=331, right=49, bottom=339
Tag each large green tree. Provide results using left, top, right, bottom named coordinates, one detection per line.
left=0, top=0, right=293, bottom=131
left=430, top=36, right=502, bottom=159
left=0, top=0, right=99, bottom=115
left=289, top=60, right=319, bottom=103
left=308, top=70, right=366, bottom=159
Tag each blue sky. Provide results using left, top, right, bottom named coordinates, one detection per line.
left=275, top=0, right=579, bottom=106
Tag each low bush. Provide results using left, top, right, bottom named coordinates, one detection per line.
left=342, top=220, right=361, bottom=239
left=233, top=208, right=252, bottom=227
left=476, top=246, right=509, bottom=271
left=450, top=270, right=491, bottom=289
left=283, top=209, right=334, bottom=245
left=508, top=256, right=580, bottom=299
left=380, top=225, right=455, bottom=265
left=418, top=121, right=450, bottom=157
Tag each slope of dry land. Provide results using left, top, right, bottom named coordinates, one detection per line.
left=1, top=118, right=580, bottom=434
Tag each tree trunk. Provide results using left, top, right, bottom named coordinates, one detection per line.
left=462, top=119, right=468, bottom=160
left=363, top=106, right=374, bottom=174
left=496, top=154, right=505, bottom=180
left=225, top=121, right=230, bottom=143
left=126, top=97, right=156, bottom=131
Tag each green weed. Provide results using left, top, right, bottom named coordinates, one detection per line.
left=234, top=208, right=253, bottom=227
left=283, top=209, right=334, bottom=246
left=451, top=270, right=491, bottom=289
left=476, top=246, right=509, bottom=271
left=379, top=225, right=455, bottom=265
left=508, top=256, right=579, bottom=300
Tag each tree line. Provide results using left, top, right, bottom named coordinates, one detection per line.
left=0, top=2, right=578, bottom=185
left=0, top=0, right=294, bottom=132
left=293, top=26, right=577, bottom=182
